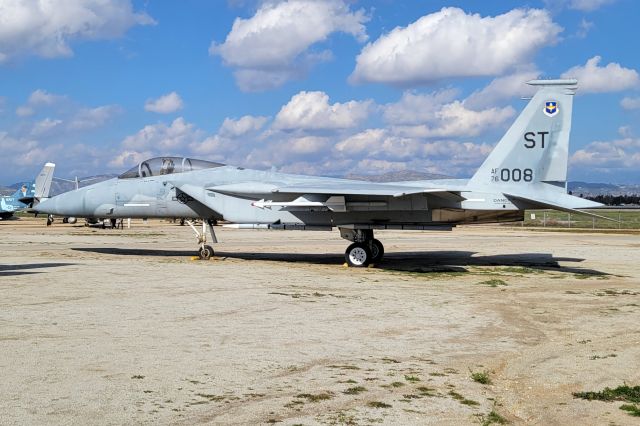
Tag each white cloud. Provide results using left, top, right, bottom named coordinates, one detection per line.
left=568, top=0, right=616, bottom=11
left=144, top=92, right=184, bottom=114
left=210, top=0, right=368, bottom=91
left=69, top=105, right=121, bottom=129
left=571, top=138, right=640, bottom=169
left=31, top=118, right=63, bottom=136
left=621, top=97, right=640, bottom=110
left=464, top=68, right=541, bottom=110
left=122, top=117, right=203, bottom=152
left=391, top=102, right=515, bottom=139
left=219, top=115, right=268, bottom=137
left=562, top=56, right=640, bottom=93
left=350, top=7, right=561, bottom=86
left=0, top=0, right=154, bottom=63
left=382, top=90, right=516, bottom=138
left=273, top=91, right=372, bottom=130
left=382, top=89, right=458, bottom=125
left=15, top=89, right=67, bottom=116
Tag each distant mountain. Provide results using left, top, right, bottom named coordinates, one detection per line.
left=345, top=170, right=452, bottom=182
left=0, top=186, right=14, bottom=196
left=568, top=181, right=640, bottom=196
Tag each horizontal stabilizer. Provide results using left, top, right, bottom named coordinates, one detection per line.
left=505, top=193, right=618, bottom=222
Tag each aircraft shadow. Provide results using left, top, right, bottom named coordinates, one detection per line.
left=73, top=247, right=605, bottom=276
left=0, top=262, right=75, bottom=277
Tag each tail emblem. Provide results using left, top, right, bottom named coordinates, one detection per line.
left=544, top=101, right=559, bottom=117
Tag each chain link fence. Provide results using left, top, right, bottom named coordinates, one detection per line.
left=521, top=209, right=640, bottom=229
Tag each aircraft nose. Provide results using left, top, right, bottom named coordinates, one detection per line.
left=35, top=190, right=85, bottom=216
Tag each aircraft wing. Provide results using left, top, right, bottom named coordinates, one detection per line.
left=208, top=181, right=460, bottom=199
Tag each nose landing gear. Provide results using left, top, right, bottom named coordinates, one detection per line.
left=340, top=228, right=385, bottom=267
left=186, top=219, right=218, bottom=260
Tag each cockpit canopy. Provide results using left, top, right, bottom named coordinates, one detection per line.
left=118, top=157, right=224, bottom=179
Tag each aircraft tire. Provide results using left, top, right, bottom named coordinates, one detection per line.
left=345, top=242, right=371, bottom=267
left=369, top=239, right=384, bottom=263
left=199, top=245, right=214, bottom=260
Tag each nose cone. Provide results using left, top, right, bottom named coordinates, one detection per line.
left=35, top=190, right=86, bottom=216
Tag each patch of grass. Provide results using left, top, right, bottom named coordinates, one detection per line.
left=429, top=372, right=446, bottom=377
left=343, top=386, right=367, bottom=395
left=479, top=410, right=509, bottom=425
left=296, top=392, right=334, bottom=402
left=328, top=364, right=360, bottom=370
left=499, top=266, right=544, bottom=275
left=402, top=394, right=422, bottom=400
left=477, top=279, right=508, bottom=288
left=416, top=386, right=437, bottom=397
left=367, top=401, right=392, bottom=408
left=390, top=381, right=405, bottom=388
left=381, top=357, right=400, bottom=363
left=573, top=384, right=640, bottom=403
left=589, top=354, right=617, bottom=360
left=448, top=390, right=479, bottom=406
left=195, top=393, right=226, bottom=402
left=338, top=379, right=358, bottom=384
left=131, top=375, right=144, bottom=379
left=619, top=404, right=640, bottom=417
left=471, top=371, right=492, bottom=385
left=404, top=375, right=421, bottom=383
left=577, top=339, right=591, bottom=344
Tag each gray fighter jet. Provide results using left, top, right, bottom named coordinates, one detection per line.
left=35, top=79, right=605, bottom=266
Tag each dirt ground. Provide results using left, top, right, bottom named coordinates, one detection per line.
left=1, top=217, right=639, bottom=425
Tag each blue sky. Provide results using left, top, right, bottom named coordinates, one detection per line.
left=1, top=0, right=639, bottom=184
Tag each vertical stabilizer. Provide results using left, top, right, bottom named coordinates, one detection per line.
left=469, top=79, right=577, bottom=192
left=34, top=163, right=55, bottom=199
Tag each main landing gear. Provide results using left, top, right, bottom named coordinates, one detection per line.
left=186, top=219, right=218, bottom=260
left=340, top=228, right=384, bottom=267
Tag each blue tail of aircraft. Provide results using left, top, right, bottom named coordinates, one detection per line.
left=1, top=163, right=54, bottom=219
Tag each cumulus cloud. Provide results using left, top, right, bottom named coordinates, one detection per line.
left=571, top=138, right=640, bottom=170
left=273, top=91, right=372, bottom=131
left=382, top=90, right=516, bottom=138
left=568, top=0, right=616, bottom=11
left=219, top=115, right=268, bottom=137
left=350, top=7, right=561, bottom=86
left=464, top=68, right=541, bottom=110
left=0, top=0, right=154, bottom=63
left=122, top=117, right=204, bottom=152
left=210, top=0, right=368, bottom=91
left=15, top=89, right=68, bottom=116
left=144, top=92, right=184, bottom=114
left=562, top=56, right=640, bottom=93
left=69, top=105, right=121, bottom=129
left=382, top=89, right=459, bottom=125
left=31, top=118, right=63, bottom=136
left=621, top=97, right=640, bottom=110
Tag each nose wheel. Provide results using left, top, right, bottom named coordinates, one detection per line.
left=186, top=219, right=218, bottom=260
left=345, top=242, right=372, bottom=267
left=199, top=245, right=214, bottom=260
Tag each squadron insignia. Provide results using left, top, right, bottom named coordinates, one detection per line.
left=544, top=101, right=559, bottom=117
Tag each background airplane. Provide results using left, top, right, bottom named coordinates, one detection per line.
left=0, top=163, right=55, bottom=220
left=35, top=80, right=605, bottom=266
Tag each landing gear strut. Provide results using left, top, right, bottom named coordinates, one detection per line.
left=186, top=219, right=218, bottom=260
left=340, top=228, right=385, bottom=267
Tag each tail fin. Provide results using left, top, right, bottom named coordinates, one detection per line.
left=12, top=183, right=34, bottom=200
left=34, top=162, right=55, bottom=199
left=469, top=79, right=577, bottom=192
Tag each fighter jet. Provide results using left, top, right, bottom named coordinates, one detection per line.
left=35, top=80, right=605, bottom=266
left=1, top=163, right=55, bottom=220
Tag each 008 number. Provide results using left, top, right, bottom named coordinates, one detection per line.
left=499, top=168, right=533, bottom=182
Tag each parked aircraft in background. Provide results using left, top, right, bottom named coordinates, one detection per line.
left=0, top=163, right=55, bottom=220
left=35, top=80, right=607, bottom=266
